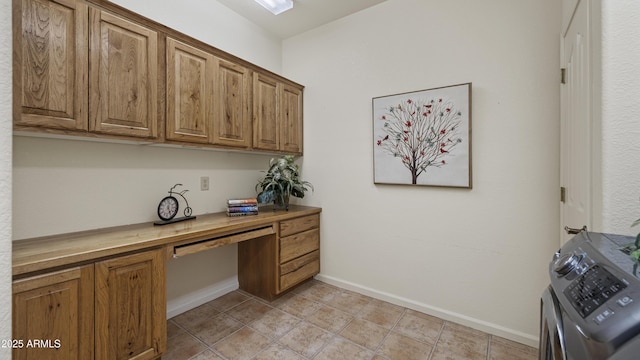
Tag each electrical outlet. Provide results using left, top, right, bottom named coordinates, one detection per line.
left=200, top=176, right=210, bottom=191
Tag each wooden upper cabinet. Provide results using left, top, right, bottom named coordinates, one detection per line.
left=13, top=265, right=94, bottom=360
left=95, top=248, right=166, bottom=360
left=166, top=37, right=213, bottom=143
left=281, top=83, right=303, bottom=154
left=213, top=58, right=252, bottom=148
left=89, top=8, right=158, bottom=138
left=253, top=72, right=304, bottom=154
left=13, top=0, right=303, bottom=152
left=13, top=0, right=88, bottom=130
left=252, top=72, right=279, bottom=152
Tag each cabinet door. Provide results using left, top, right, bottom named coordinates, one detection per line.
left=166, top=38, right=213, bottom=143
left=213, top=58, right=251, bottom=148
left=280, top=84, right=303, bottom=154
left=95, top=249, right=166, bottom=360
left=13, top=265, right=94, bottom=360
left=252, top=72, right=279, bottom=151
left=89, top=9, right=158, bottom=138
left=13, top=0, right=88, bottom=131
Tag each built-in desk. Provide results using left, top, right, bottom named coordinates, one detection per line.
left=11, top=205, right=321, bottom=360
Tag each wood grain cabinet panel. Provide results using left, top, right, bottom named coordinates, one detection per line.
left=252, top=72, right=304, bottom=154
left=252, top=72, right=279, bottom=152
left=280, top=214, right=319, bottom=237
left=280, top=252, right=319, bottom=291
left=12, top=265, right=94, bottom=360
left=280, top=229, right=319, bottom=264
left=213, top=58, right=252, bottom=148
left=166, top=37, right=213, bottom=143
left=280, top=83, right=303, bottom=154
left=238, top=214, right=320, bottom=300
left=89, top=8, right=158, bottom=138
left=13, top=0, right=88, bottom=130
left=95, top=249, right=166, bottom=360
left=13, top=0, right=303, bottom=153
left=278, top=217, right=319, bottom=293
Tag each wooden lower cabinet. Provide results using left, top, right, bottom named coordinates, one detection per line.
left=12, top=248, right=166, bottom=360
left=12, top=265, right=95, bottom=360
left=238, top=214, right=320, bottom=300
left=95, top=249, right=166, bottom=360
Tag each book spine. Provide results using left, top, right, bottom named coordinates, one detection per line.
left=226, top=211, right=258, bottom=217
left=227, top=198, right=258, bottom=205
left=227, top=202, right=258, bottom=208
left=227, top=205, right=259, bottom=213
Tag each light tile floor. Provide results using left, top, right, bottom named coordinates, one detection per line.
left=163, top=280, right=538, bottom=360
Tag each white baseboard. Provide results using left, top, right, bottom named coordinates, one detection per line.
left=315, top=274, right=539, bottom=348
left=166, top=277, right=239, bottom=319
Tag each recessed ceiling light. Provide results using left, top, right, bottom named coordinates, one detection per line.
left=254, top=0, right=293, bottom=15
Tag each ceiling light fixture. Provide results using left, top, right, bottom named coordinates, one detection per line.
left=254, top=0, right=293, bottom=15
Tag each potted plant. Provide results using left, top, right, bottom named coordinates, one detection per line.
left=629, top=217, right=640, bottom=262
left=619, top=202, right=640, bottom=275
left=255, top=155, right=313, bottom=210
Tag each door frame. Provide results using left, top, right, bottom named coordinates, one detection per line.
left=560, top=0, right=603, bottom=244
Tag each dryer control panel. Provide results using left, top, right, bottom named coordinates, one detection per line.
left=563, top=265, right=627, bottom=318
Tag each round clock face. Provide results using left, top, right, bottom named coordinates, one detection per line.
left=158, top=196, right=179, bottom=221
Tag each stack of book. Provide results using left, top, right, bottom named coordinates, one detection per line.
left=226, top=198, right=259, bottom=217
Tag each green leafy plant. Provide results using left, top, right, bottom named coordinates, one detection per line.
left=631, top=217, right=640, bottom=262
left=255, top=155, right=313, bottom=208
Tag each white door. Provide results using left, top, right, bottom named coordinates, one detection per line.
left=560, top=0, right=595, bottom=245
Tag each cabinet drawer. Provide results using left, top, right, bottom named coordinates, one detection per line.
left=280, top=214, right=319, bottom=237
left=280, top=255, right=319, bottom=291
left=280, top=250, right=319, bottom=276
left=280, top=228, right=319, bottom=264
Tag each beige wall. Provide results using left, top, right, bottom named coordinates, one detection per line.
left=283, top=0, right=561, bottom=345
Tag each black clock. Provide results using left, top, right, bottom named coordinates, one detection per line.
left=154, top=184, right=196, bottom=225
left=157, top=196, right=179, bottom=221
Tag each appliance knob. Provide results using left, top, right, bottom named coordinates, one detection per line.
left=553, top=253, right=582, bottom=275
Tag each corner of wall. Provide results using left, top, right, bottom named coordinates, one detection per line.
left=0, top=0, right=13, bottom=348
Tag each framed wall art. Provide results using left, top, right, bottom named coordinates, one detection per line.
left=373, top=83, right=472, bottom=188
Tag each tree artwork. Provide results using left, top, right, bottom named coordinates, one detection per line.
left=373, top=83, right=471, bottom=187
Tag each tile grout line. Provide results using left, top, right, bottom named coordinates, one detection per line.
left=170, top=317, right=228, bottom=360
left=487, top=334, right=493, bottom=360
left=295, top=284, right=383, bottom=359
left=372, top=306, right=408, bottom=356
left=168, top=281, right=537, bottom=360
left=426, top=319, right=447, bottom=360
left=186, top=294, right=273, bottom=360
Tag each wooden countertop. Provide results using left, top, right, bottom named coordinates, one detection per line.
left=13, top=205, right=321, bottom=278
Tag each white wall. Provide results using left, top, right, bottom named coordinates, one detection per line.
left=0, top=0, right=12, bottom=354
left=284, top=0, right=560, bottom=345
left=12, top=0, right=285, bottom=316
left=601, top=0, right=640, bottom=234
